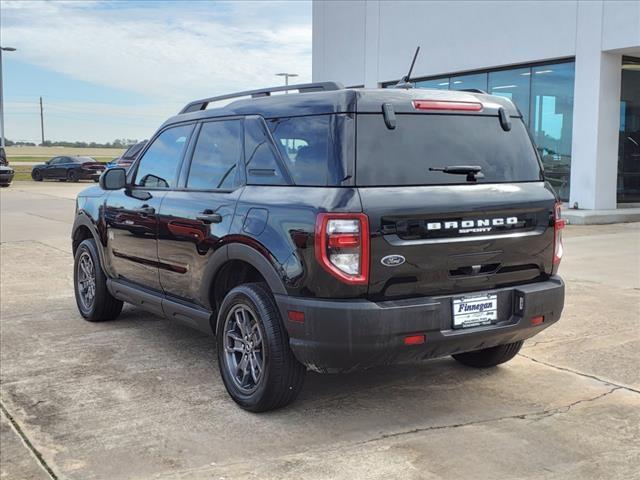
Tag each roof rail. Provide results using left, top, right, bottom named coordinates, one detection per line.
left=179, top=81, right=344, bottom=114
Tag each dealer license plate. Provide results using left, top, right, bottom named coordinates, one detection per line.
left=452, top=294, right=498, bottom=329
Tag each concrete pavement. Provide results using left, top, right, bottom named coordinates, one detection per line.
left=1, top=181, right=639, bottom=480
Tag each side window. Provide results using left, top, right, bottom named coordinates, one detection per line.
left=187, top=120, right=243, bottom=190
left=268, top=116, right=332, bottom=186
left=134, top=125, right=192, bottom=189
left=245, top=118, right=288, bottom=186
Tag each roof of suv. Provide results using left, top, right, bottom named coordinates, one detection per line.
left=162, top=83, right=521, bottom=129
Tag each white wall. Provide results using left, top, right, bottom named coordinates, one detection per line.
left=314, top=0, right=580, bottom=87
left=313, top=0, right=640, bottom=86
left=312, top=0, right=366, bottom=88
left=570, top=2, right=622, bottom=210
left=602, top=0, right=640, bottom=52
left=376, top=1, right=578, bottom=85
left=313, top=0, right=640, bottom=209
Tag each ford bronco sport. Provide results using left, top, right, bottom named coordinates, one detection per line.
left=72, top=82, right=565, bottom=412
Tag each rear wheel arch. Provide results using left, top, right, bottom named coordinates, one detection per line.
left=201, top=242, right=288, bottom=333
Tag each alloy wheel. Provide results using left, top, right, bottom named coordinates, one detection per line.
left=77, top=251, right=96, bottom=311
left=223, top=304, right=265, bottom=394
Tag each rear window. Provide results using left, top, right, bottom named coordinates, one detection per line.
left=268, top=114, right=353, bottom=186
left=356, top=114, right=542, bottom=186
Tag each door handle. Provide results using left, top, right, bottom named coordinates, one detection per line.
left=133, top=205, right=155, bottom=215
left=196, top=210, right=223, bottom=224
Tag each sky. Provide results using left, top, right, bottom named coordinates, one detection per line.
left=1, top=0, right=312, bottom=143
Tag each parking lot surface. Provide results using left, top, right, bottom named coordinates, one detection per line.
left=1, top=181, right=639, bottom=480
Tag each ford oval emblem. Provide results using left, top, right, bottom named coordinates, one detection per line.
left=381, top=255, right=406, bottom=267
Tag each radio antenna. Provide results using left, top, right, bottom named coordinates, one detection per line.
left=393, top=46, right=420, bottom=89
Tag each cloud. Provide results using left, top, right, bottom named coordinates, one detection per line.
left=1, top=0, right=312, bottom=103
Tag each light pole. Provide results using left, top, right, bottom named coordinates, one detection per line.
left=275, top=72, right=298, bottom=92
left=0, top=46, right=17, bottom=149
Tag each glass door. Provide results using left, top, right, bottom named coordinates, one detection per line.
left=618, top=56, right=640, bottom=203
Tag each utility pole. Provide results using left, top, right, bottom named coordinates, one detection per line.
left=0, top=46, right=17, bottom=149
left=39, top=96, right=45, bottom=145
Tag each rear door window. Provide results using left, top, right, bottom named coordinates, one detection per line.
left=187, top=120, right=243, bottom=190
left=356, top=114, right=542, bottom=186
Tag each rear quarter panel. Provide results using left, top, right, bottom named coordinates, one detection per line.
left=234, top=186, right=365, bottom=298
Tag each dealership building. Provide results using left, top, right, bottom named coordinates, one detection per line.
left=312, top=0, right=640, bottom=216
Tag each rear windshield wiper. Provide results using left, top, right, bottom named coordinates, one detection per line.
left=429, top=165, right=484, bottom=182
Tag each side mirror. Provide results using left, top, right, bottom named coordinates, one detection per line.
left=99, top=167, right=126, bottom=190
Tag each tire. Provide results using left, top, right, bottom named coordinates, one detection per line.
left=67, top=170, right=79, bottom=182
left=73, top=238, right=123, bottom=322
left=32, top=169, right=43, bottom=181
left=452, top=340, right=524, bottom=368
left=216, top=283, right=306, bottom=412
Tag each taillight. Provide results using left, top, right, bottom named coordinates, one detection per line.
left=412, top=100, right=483, bottom=112
left=315, top=213, right=370, bottom=285
left=553, top=202, right=566, bottom=266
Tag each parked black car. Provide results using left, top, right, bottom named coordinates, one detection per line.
left=106, top=140, right=148, bottom=171
left=32, top=156, right=105, bottom=182
left=72, top=82, right=565, bottom=412
left=0, top=147, right=7, bottom=166
left=0, top=165, right=14, bottom=187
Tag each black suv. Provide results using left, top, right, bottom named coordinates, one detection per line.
left=72, top=82, right=565, bottom=412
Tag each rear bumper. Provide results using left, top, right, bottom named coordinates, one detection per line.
left=275, top=276, right=564, bottom=372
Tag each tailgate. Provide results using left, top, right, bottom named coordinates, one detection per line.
left=361, top=182, right=556, bottom=300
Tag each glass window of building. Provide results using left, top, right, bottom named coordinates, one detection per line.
left=450, top=72, right=487, bottom=91
left=529, top=62, right=575, bottom=201
left=414, top=77, right=450, bottom=90
left=488, top=67, right=531, bottom=124
left=618, top=56, right=640, bottom=203
left=400, top=60, right=576, bottom=201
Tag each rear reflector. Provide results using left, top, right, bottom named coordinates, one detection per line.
left=404, top=334, right=426, bottom=346
left=412, top=100, right=483, bottom=112
left=531, top=316, right=544, bottom=326
left=287, top=310, right=305, bottom=323
left=328, top=233, right=360, bottom=248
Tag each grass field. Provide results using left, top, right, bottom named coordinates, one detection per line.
left=8, top=156, right=115, bottom=163
left=5, top=146, right=124, bottom=181
left=11, top=164, right=38, bottom=181
left=5, top=146, right=125, bottom=157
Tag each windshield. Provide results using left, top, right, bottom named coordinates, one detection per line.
left=122, top=141, right=147, bottom=160
left=356, top=114, right=542, bottom=186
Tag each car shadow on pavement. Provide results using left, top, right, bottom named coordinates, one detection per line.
left=108, top=305, right=507, bottom=418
